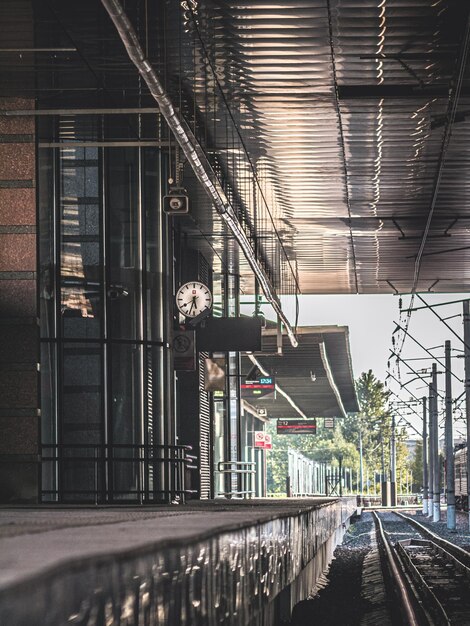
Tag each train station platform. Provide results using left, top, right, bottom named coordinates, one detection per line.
left=0, top=497, right=356, bottom=626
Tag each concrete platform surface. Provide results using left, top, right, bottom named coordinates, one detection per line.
left=0, top=497, right=356, bottom=626
left=0, top=498, right=335, bottom=588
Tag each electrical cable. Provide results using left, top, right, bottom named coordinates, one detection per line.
left=393, top=321, right=462, bottom=383
left=416, top=294, right=470, bottom=353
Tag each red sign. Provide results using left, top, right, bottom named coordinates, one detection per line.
left=263, top=434, right=272, bottom=450
left=254, top=431, right=272, bottom=450
left=277, top=419, right=317, bottom=435
left=241, top=377, right=275, bottom=399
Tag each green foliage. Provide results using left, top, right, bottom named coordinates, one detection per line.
left=410, top=440, right=423, bottom=490
left=266, top=369, right=414, bottom=494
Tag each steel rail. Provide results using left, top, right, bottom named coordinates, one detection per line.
left=395, top=540, right=451, bottom=626
left=372, top=511, right=420, bottom=626
left=100, top=0, right=298, bottom=347
left=394, top=511, right=470, bottom=568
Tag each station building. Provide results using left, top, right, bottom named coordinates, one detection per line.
left=2, top=0, right=466, bottom=507
left=0, top=0, right=359, bottom=505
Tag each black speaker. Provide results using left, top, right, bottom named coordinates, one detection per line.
left=163, top=187, right=189, bottom=215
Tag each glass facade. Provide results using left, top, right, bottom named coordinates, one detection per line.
left=39, top=116, right=172, bottom=503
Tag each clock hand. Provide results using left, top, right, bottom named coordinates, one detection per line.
left=188, top=296, right=197, bottom=315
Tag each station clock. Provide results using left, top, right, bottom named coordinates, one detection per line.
left=176, top=281, right=212, bottom=318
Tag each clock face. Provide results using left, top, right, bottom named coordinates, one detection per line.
left=176, top=281, right=212, bottom=318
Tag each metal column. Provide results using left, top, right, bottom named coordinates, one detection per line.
left=432, top=363, right=441, bottom=522
left=445, top=340, right=456, bottom=530
left=359, top=424, right=364, bottom=498
left=422, top=396, right=428, bottom=515
left=463, top=300, right=470, bottom=529
left=390, top=414, right=397, bottom=506
left=380, top=429, right=388, bottom=506
left=427, top=383, right=433, bottom=517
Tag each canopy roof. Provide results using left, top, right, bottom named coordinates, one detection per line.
left=242, top=326, right=359, bottom=419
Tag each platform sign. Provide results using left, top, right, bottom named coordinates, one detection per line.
left=324, top=417, right=335, bottom=429
left=277, top=419, right=317, bottom=435
left=254, top=431, right=272, bottom=450
left=241, top=376, right=275, bottom=399
left=254, top=431, right=266, bottom=448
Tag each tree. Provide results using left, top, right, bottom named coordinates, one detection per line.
left=343, top=370, right=391, bottom=476
left=410, top=440, right=423, bottom=491
left=266, top=369, right=414, bottom=494
left=343, top=370, right=411, bottom=491
left=265, top=419, right=359, bottom=493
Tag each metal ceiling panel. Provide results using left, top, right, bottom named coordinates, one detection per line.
left=2, top=0, right=470, bottom=297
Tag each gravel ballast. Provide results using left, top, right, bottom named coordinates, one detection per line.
left=290, top=513, right=374, bottom=626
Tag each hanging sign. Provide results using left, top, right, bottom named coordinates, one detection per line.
left=241, top=376, right=275, bottom=399
left=173, top=330, right=196, bottom=371
left=277, top=419, right=317, bottom=435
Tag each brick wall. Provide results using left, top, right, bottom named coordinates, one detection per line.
left=0, top=98, right=40, bottom=503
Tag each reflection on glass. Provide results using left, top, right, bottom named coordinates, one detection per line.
left=40, top=120, right=165, bottom=503
left=38, top=148, right=55, bottom=339
left=60, top=146, right=101, bottom=338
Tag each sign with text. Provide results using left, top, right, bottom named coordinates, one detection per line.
left=277, top=419, right=317, bottom=435
left=324, top=417, right=335, bottom=429
left=241, top=376, right=275, bottom=399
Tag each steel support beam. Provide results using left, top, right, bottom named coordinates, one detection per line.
left=445, top=340, right=456, bottom=530
left=422, top=397, right=428, bottom=516
left=431, top=363, right=441, bottom=522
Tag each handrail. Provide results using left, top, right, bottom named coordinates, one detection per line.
left=41, top=443, right=197, bottom=504
left=217, top=461, right=256, bottom=498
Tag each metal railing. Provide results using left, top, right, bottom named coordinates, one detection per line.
left=217, top=461, right=256, bottom=498
left=41, top=443, right=197, bottom=504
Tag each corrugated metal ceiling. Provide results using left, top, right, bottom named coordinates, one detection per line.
left=2, top=0, right=470, bottom=296
left=180, top=0, right=470, bottom=294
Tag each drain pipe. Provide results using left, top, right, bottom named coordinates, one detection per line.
left=101, top=0, right=298, bottom=348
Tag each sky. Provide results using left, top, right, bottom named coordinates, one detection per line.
left=241, top=293, right=469, bottom=440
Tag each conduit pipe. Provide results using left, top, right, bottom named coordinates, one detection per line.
left=101, top=0, right=298, bottom=347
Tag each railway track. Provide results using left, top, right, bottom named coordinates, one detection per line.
left=373, top=511, right=470, bottom=625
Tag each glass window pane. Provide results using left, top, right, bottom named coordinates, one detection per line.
left=106, top=148, right=141, bottom=340
left=60, top=343, right=102, bottom=502
left=60, top=147, right=102, bottom=338
left=62, top=343, right=102, bottom=445
left=143, top=149, right=163, bottom=342
left=38, top=148, right=56, bottom=339
left=110, top=343, right=142, bottom=501
left=41, top=342, right=57, bottom=500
